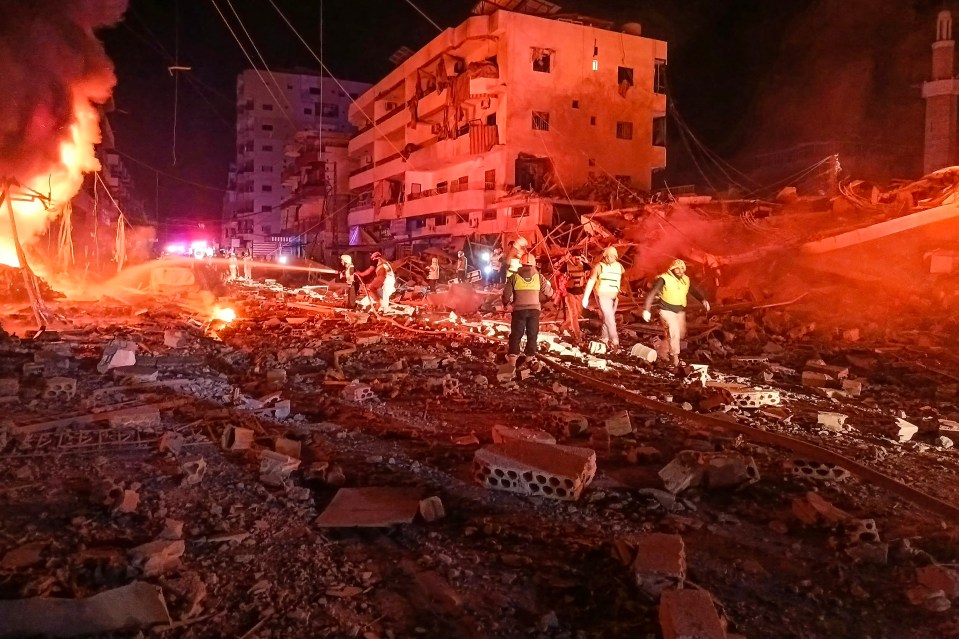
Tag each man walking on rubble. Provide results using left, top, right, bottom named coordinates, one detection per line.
left=557, top=254, right=589, bottom=343
left=503, top=253, right=553, bottom=359
left=642, top=259, right=710, bottom=371
left=583, top=246, right=625, bottom=353
left=455, top=251, right=468, bottom=282
left=427, top=257, right=440, bottom=291
left=242, top=250, right=252, bottom=280
left=359, top=252, right=396, bottom=313
left=340, top=254, right=358, bottom=308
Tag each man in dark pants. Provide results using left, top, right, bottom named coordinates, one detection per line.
left=502, top=253, right=553, bottom=358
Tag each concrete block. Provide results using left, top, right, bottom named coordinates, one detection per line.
left=703, top=454, right=759, bottom=489
left=801, top=371, right=832, bottom=387
left=659, top=588, right=727, bottom=639
left=275, top=437, right=302, bottom=459
left=108, top=405, right=161, bottom=429
left=97, top=339, right=138, bottom=374
left=266, top=369, right=287, bottom=385
left=841, top=379, right=863, bottom=396
left=605, top=410, right=633, bottom=437
left=659, top=451, right=704, bottom=494
left=419, top=496, right=446, bottom=522
left=844, top=518, right=880, bottom=544
left=917, top=565, right=959, bottom=599
left=43, top=376, right=76, bottom=401
left=341, top=382, right=376, bottom=402
left=632, top=533, right=686, bottom=597
left=491, top=424, right=556, bottom=445
left=473, top=441, right=596, bottom=501
left=354, top=331, right=381, bottom=346
left=588, top=341, right=607, bottom=355
left=221, top=426, right=254, bottom=451
left=817, top=411, right=847, bottom=432
left=546, top=411, right=590, bottom=438
left=587, top=357, right=608, bottom=370
left=784, top=459, right=850, bottom=482
left=259, top=450, right=300, bottom=487
left=707, top=382, right=780, bottom=408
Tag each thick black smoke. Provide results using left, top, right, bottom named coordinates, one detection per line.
left=0, top=0, right=127, bottom=181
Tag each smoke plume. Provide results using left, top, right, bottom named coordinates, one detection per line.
left=0, top=0, right=127, bottom=265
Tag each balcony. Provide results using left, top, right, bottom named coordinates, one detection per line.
left=347, top=183, right=503, bottom=228
left=348, top=152, right=407, bottom=190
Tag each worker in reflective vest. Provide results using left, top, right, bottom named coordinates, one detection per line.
left=557, top=254, right=589, bottom=343
left=502, top=253, right=553, bottom=358
left=340, top=254, right=357, bottom=308
left=455, top=251, right=468, bottom=282
left=427, top=257, right=440, bottom=291
left=583, top=246, right=625, bottom=352
left=359, top=252, right=396, bottom=312
left=642, top=259, right=710, bottom=369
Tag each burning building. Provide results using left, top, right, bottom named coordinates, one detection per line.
left=345, top=0, right=667, bottom=251
left=0, top=0, right=129, bottom=272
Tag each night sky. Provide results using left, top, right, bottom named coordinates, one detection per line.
left=100, top=0, right=946, bottom=241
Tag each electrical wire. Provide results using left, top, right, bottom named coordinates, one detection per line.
left=113, top=148, right=230, bottom=192
left=209, top=0, right=296, bottom=129
left=224, top=0, right=294, bottom=114
left=403, top=0, right=444, bottom=32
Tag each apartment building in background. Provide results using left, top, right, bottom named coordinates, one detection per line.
left=221, top=69, right=369, bottom=255
left=346, top=3, right=667, bottom=250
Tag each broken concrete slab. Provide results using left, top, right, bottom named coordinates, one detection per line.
left=129, top=539, right=185, bottom=577
left=96, top=338, right=138, bottom=374
left=179, top=456, right=207, bottom=487
left=316, top=487, right=422, bottom=527
left=491, top=424, right=556, bottom=445
left=917, top=565, right=959, bottom=599
left=659, top=451, right=759, bottom=494
left=221, top=425, right=254, bottom=451
left=605, top=410, right=633, bottom=437
left=632, top=533, right=686, bottom=597
left=0, top=541, right=46, bottom=570
left=0, top=581, right=170, bottom=638
left=817, top=411, right=848, bottom=432
left=43, top=377, right=76, bottom=401
left=473, top=441, right=597, bottom=501
left=658, top=588, right=727, bottom=639
left=784, top=459, right=851, bottom=482
left=792, top=491, right=850, bottom=526
left=887, top=417, right=918, bottom=443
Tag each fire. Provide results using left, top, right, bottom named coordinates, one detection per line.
left=212, top=306, right=236, bottom=323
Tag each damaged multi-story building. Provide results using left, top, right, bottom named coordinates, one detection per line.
left=346, top=1, right=668, bottom=251
left=221, top=69, right=370, bottom=257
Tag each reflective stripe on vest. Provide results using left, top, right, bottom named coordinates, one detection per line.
left=568, top=264, right=587, bottom=288
left=513, top=273, right=540, bottom=291
left=596, top=262, right=623, bottom=296
left=659, top=271, right=690, bottom=307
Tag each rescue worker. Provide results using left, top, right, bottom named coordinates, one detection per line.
left=582, top=246, right=625, bottom=353
left=505, top=237, right=529, bottom=280
left=242, top=251, right=252, bottom=280
left=502, top=252, right=553, bottom=358
left=557, top=254, right=589, bottom=343
left=360, top=252, right=395, bottom=313
left=491, top=248, right=504, bottom=284
left=228, top=251, right=238, bottom=280
left=455, top=251, right=468, bottom=282
left=340, top=254, right=357, bottom=308
left=427, top=257, right=440, bottom=291
left=642, top=259, right=710, bottom=370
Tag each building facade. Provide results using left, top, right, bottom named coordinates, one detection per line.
left=923, top=10, right=959, bottom=175
left=221, top=69, right=369, bottom=254
left=346, top=9, right=667, bottom=249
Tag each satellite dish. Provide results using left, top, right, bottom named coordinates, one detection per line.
left=622, top=22, right=642, bottom=36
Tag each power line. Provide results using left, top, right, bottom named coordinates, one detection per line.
left=224, top=0, right=295, bottom=114
left=403, top=0, right=444, bottom=32
left=113, top=148, right=230, bottom=192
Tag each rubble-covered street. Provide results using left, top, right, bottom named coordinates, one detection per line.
left=2, top=270, right=959, bottom=639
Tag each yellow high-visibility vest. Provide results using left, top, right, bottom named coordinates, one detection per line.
left=659, top=271, right=690, bottom=306
left=513, top=273, right=540, bottom=291
left=596, top=261, right=623, bottom=296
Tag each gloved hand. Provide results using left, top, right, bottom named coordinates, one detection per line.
left=581, top=296, right=589, bottom=309
left=642, top=310, right=651, bottom=322
left=703, top=300, right=711, bottom=313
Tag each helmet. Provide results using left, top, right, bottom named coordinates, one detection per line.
left=340, top=254, right=352, bottom=265
left=603, top=246, right=618, bottom=260
left=522, top=253, right=536, bottom=266
left=669, top=259, right=686, bottom=271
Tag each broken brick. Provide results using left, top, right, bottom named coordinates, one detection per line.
left=473, top=441, right=596, bottom=501
left=632, top=533, right=687, bottom=597
left=658, top=588, right=727, bottom=639
left=419, top=496, right=446, bottom=522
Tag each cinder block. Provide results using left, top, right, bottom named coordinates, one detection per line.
left=221, top=425, right=254, bottom=450
left=43, top=376, right=77, bottom=401
left=354, top=331, right=381, bottom=346
left=659, top=588, right=727, bottom=639
left=817, top=412, right=847, bottom=432
left=275, top=437, right=302, bottom=459
left=473, top=441, right=596, bottom=501
left=632, top=533, right=686, bottom=597
left=844, top=518, right=880, bottom=544
left=706, top=382, right=779, bottom=408
left=784, top=459, right=850, bottom=482
left=546, top=411, right=590, bottom=438
left=341, top=383, right=376, bottom=402
left=259, top=450, right=300, bottom=487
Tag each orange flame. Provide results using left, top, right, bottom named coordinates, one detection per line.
left=212, top=306, right=236, bottom=323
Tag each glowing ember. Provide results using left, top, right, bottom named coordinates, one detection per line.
left=212, top=307, right=236, bottom=323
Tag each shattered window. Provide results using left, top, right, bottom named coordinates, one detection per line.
left=531, top=48, right=552, bottom=73
left=532, top=111, right=550, bottom=131
left=482, top=209, right=497, bottom=221
left=654, top=59, right=667, bottom=94
left=616, top=121, right=633, bottom=140
left=653, top=116, right=667, bottom=147
left=261, top=124, right=274, bottom=132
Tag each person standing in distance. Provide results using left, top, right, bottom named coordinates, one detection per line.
left=582, top=246, right=625, bottom=353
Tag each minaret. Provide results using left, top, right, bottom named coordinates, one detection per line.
left=922, top=9, right=959, bottom=173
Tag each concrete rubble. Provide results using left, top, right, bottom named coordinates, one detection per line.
left=2, top=250, right=959, bottom=638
